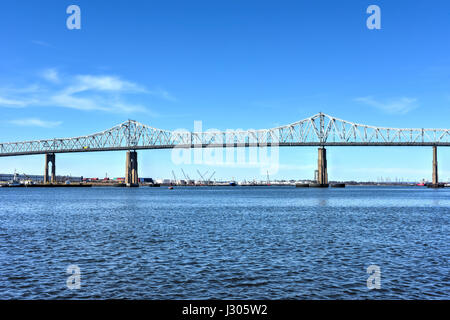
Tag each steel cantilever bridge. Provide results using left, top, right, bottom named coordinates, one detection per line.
left=0, top=113, right=448, bottom=186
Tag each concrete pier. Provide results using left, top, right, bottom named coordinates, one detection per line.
left=317, top=147, right=328, bottom=185
left=125, top=151, right=139, bottom=186
left=432, top=146, right=438, bottom=185
left=44, top=153, right=56, bottom=183
left=429, top=145, right=445, bottom=188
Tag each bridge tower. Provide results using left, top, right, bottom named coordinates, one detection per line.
left=125, top=151, right=139, bottom=186
left=317, top=147, right=328, bottom=185
left=432, top=146, right=438, bottom=185
left=44, top=153, right=56, bottom=184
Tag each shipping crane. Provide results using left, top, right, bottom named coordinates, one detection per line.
left=180, top=168, right=187, bottom=180
left=207, top=171, right=216, bottom=185
left=171, top=170, right=177, bottom=185
left=197, top=169, right=206, bottom=185
left=181, top=168, right=192, bottom=182
left=22, top=172, right=33, bottom=185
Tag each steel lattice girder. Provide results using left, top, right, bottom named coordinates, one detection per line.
left=1, top=113, right=449, bottom=156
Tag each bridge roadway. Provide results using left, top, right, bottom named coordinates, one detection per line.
left=0, top=113, right=448, bottom=186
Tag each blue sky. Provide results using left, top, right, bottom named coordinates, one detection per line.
left=0, top=0, right=449, bottom=182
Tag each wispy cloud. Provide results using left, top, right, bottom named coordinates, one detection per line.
left=49, top=93, right=148, bottom=113
left=9, top=118, right=62, bottom=128
left=65, top=75, right=146, bottom=94
left=0, top=97, right=31, bottom=107
left=355, top=96, right=418, bottom=114
left=148, top=87, right=177, bottom=102
left=41, top=68, right=60, bottom=83
left=31, top=40, right=54, bottom=48
left=0, top=69, right=175, bottom=114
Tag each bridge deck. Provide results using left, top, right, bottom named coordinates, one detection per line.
left=1, top=113, right=449, bottom=156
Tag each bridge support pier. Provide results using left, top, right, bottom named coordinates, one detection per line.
left=317, top=147, right=328, bottom=186
left=428, top=146, right=444, bottom=188
left=432, top=146, right=438, bottom=185
left=44, top=153, right=56, bottom=184
left=125, top=151, right=139, bottom=186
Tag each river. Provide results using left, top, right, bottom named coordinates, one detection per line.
left=0, top=186, right=448, bottom=299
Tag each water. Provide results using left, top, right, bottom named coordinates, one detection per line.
left=0, top=186, right=448, bottom=299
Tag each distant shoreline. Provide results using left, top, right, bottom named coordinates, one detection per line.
left=1, top=182, right=448, bottom=188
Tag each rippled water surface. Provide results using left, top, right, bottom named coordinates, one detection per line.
left=0, top=186, right=448, bottom=299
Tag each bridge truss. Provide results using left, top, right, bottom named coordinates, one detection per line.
left=1, top=113, right=449, bottom=157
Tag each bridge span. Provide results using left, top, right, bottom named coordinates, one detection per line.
left=0, top=113, right=448, bottom=186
